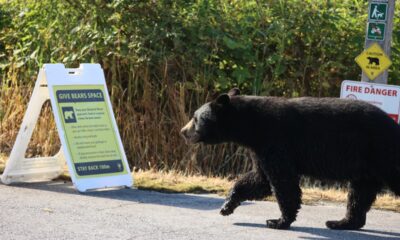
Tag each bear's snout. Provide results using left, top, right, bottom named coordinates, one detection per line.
left=180, top=119, right=199, bottom=144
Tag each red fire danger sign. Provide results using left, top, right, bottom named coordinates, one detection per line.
left=340, top=80, right=400, bottom=123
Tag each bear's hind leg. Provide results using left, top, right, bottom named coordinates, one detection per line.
left=220, top=169, right=272, bottom=216
left=326, top=180, right=382, bottom=230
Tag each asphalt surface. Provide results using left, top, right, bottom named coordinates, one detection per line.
left=0, top=181, right=399, bottom=240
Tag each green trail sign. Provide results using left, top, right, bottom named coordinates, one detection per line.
left=367, top=22, right=386, bottom=41
left=369, top=2, right=388, bottom=21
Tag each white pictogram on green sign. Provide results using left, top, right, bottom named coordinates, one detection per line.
left=369, top=3, right=387, bottom=21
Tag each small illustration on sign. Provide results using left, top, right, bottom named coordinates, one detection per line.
left=367, top=57, right=379, bottom=65
left=371, top=24, right=382, bottom=35
left=369, top=3, right=387, bottom=21
left=62, top=107, right=76, bottom=123
left=345, top=94, right=357, bottom=100
left=367, top=22, right=385, bottom=41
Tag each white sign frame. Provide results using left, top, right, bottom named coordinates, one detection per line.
left=340, top=80, right=400, bottom=123
left=1, top=64, right=133, bottom=192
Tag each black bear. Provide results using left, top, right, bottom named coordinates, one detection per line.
left=180, top=88, right=400, bottom=230
left=367, top=57, right=380, bottom=65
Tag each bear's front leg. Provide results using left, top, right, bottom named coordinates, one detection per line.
left=220, top=170, right=272, bottom=216
left=265, top=168, right=301, bottom=230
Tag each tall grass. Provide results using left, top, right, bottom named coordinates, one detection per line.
left=0, top=0, right=399, bottom=177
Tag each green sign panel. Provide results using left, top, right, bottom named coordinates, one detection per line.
left=53, top=85, right=127, bottom=179
left=369, top=3, right=388, bottom=21
left=367, top=22, right=385, bottom=41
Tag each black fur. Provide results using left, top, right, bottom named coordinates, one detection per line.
left=181, top=90, right=400, bottom=230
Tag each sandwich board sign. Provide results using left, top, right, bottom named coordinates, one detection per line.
left=1, top=64, right=133, bottom=192
left=340, top=80, right=400, bottom=123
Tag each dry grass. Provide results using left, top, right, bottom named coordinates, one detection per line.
left=0, top=80, right=60, bottom=158
left=134, top=169, right=231, bottom=194
left=0, top=155, right=399, bottom=212
left=133, top=170, right=400, bottom=213
left=0, top=73, right=252, bottom=177
left=0, top=154, right=5, bottom=172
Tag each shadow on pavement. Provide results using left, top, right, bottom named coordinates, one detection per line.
left=292, top=226, right=400, bottom=240
left=5, top=181, right=232, bottom=211
left=234, top=222, right=266, bottom=228
left=234, top=222, right=400, bottom=240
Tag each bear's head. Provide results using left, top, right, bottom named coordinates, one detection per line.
left=180, top=88, right=240, bottom=144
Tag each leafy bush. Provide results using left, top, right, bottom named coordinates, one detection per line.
left=0, top=0, right=399, bottom=176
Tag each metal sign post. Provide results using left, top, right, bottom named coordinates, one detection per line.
left=361, top=0, right=395, bottom=84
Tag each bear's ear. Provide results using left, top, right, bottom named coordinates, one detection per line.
left=228, top=88, right=240, bottom=96
left=215, top=93, right=230, bottom=106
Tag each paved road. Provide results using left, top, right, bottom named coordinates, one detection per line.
left=0, top=181, right=399, bottom=240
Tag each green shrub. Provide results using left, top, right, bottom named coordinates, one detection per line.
left=0, top=0, right=399, bottom=176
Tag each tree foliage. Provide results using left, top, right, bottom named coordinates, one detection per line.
left=1, top=0, right=399, bottom=175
